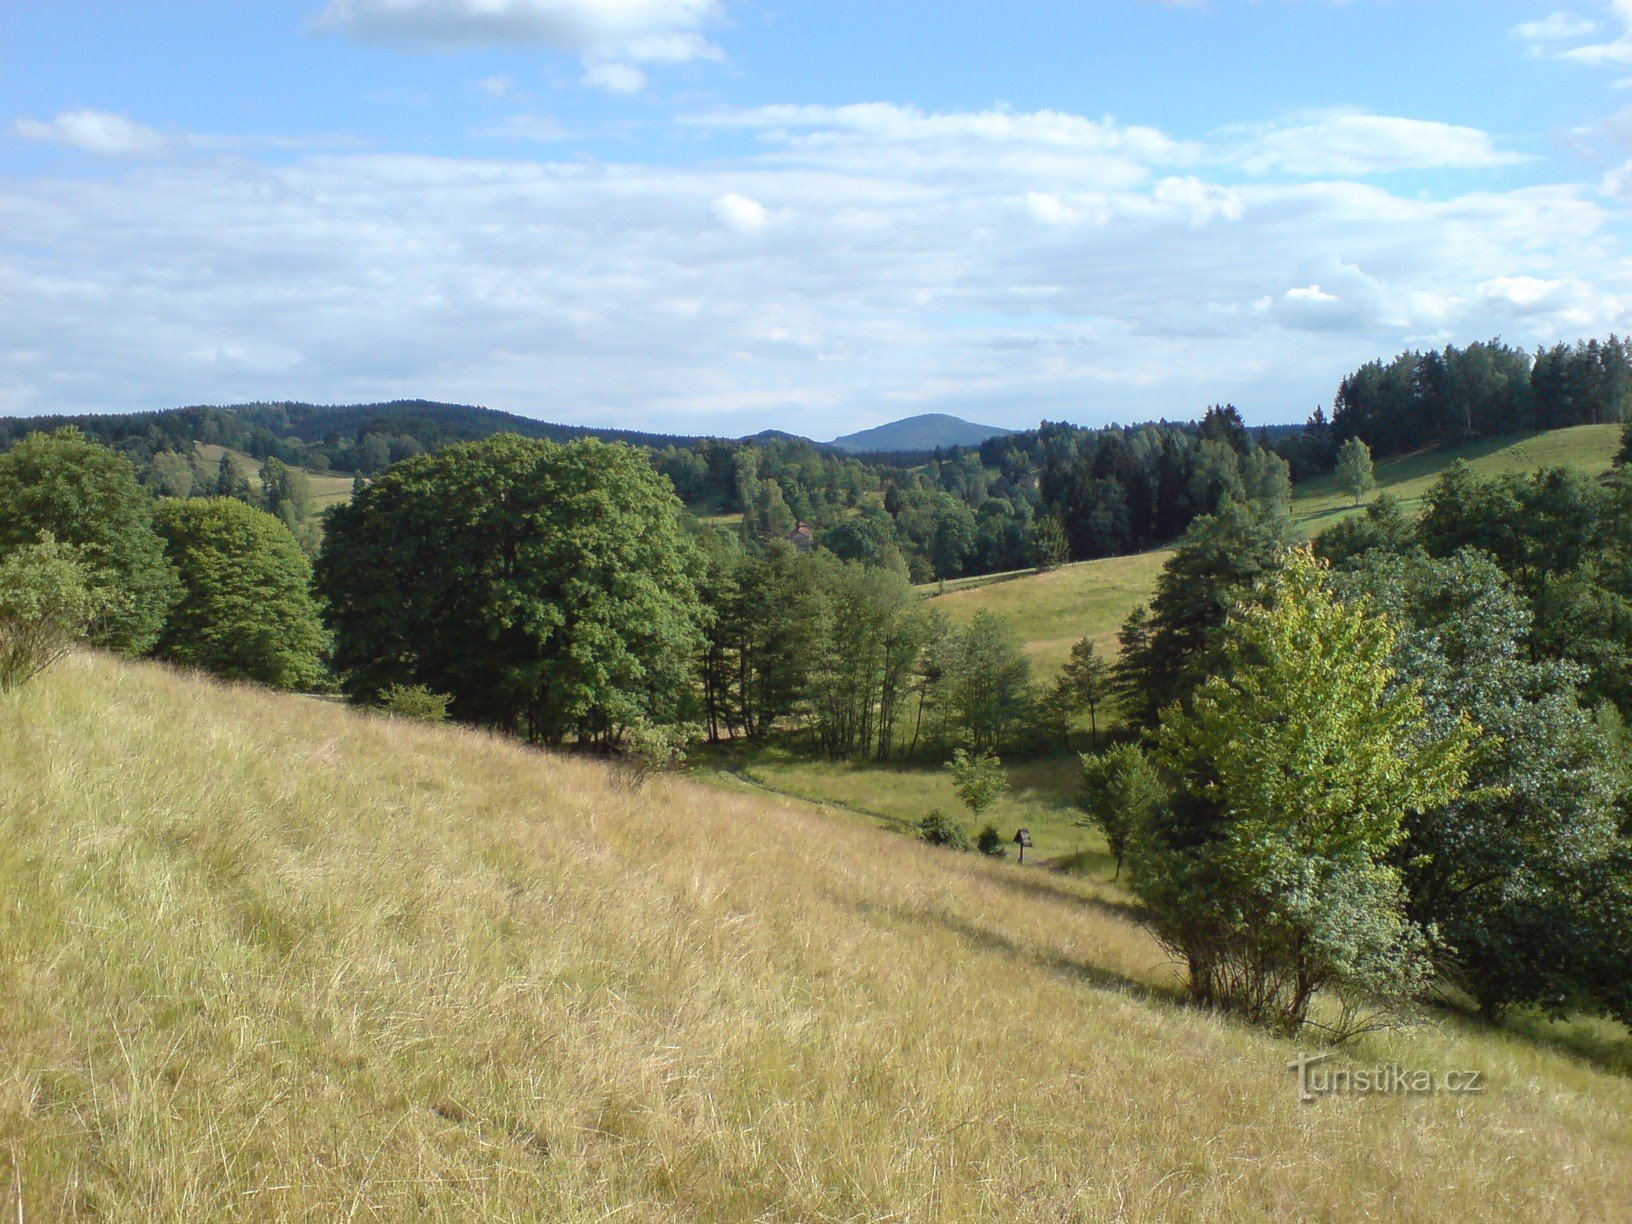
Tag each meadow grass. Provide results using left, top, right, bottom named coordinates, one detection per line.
left=1, top=654, right=1629, bottom=1220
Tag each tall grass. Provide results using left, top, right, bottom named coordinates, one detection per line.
left=1, top=654, right=1629, bottom=1219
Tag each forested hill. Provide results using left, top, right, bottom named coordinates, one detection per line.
left=829, top=413, right=1013, bottom=454
left=0, top=400, right=711, bottom=473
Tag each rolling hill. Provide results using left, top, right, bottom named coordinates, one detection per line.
left=829, top=413, right=1013, bottom=454
left=2, top=653, right=1629, bottom=1218
left=932, top=424, right=1625, bottom=676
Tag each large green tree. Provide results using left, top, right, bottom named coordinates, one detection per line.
left=1134, top=549, right=1475, bottom=1035
left=1337, top=549, right=1632, bottom=1025
left=0, top=428, right=178, bottom=654
left=317, top=434, right=705, bottom=745
left=152, top=498, right=328, bottom=690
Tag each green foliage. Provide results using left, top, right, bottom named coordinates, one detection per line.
left=1077, top=742, right=1162, bottom=879
left=0, top=428, right=178, bottom=654
left=317, top=435, right=705, bottom=746
left=378, top=683, right=452, bottom=722
left=1053, top=637, right=1114, bottom=747
left=1115, top=499, right=1293, bottom=729
left=975, top=822, right=1007, bottom=857
left=259, top=456, right=312, bottom=527
left=916, top=809, right=974, bottom=851
left=803, top=557, right=933, bottom=760
left=947, top=747, right=1009, bottom=817
left=1334, top=437, right=1376, bottom=506
left=1133, top=549, right=1476, bottom=1036
left=1029, top=512, right=1070, bottom=571
left=620, top=718, right=703, bottom=789
left=152, top=498, right=328, bottom=690
left=1336, top=549, right=1632, bottom=1025
left=1313, top=492, right=1414, bottom=568
left=214, top=451, right=254, bottom=502
left=0, top=535, right=112, bottom=691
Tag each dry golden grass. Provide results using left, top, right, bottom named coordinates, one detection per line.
left=2, top=654, right=1630, bottom=1220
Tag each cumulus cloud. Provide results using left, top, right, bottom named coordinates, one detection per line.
left=1, top=101, right=1628, bottom=431
left=315, top=0, right=719, bottom=53
left=13, top=109, right=169, bottom=156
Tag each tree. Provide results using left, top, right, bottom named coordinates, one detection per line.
left=1131, top=549, right=1476, bottom=1036
left=1116, top=499, right=1293, bottom=729
left=0, top=428, right=178, bottom=654
left=260, top=456, right=312, bottom=529
left=0, top=535, right=113, bottom=691
left=318, top=435, right=706, bottom=745
left=1077, top=742, right=1162, bottom=879
left=214, top=451, right=254, bottom=502
left=152, top=498, right=328, bottom=690
left=1054, top=637, right=1114, bottom=747
left=1336, top=549, right=1632, bottom=1025
left=948, top=747, right=1009, bottom=818
left=1335, top=436, right=1376, bottom=507
left=1030, top=512, right=1070, bottom=570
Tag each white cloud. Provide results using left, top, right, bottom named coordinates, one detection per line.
left=1521, top=1, right=1632, bottom=65
left=581, top=61, right=646, bottom=93
left=314, top=0, right=722, bottom=60
left=711, top=191, right=768, bottom=232
left=12, top=109, right=169, bottom=156
left=477, top=73, right=516, bottom=97
left=475, top=113, right=571, bottom=140
left=1, top=101, right=1628, bottom=432
left=1223, top=111, right=1528, bottom=177
left=1513, top=11, right=1599, bottom=44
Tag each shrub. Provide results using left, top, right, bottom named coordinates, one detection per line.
left=0, top=535, right=111, bottom=691
left=620, top=718, right=702, bottom=789
left=917, top=809, right=973, bottom=851
left=379, top=684, right=452, bottom=723
left=975, top=823, right=1007, bottom=858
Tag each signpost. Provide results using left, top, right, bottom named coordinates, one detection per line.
left=1013, top=827, right=1032, bottom=864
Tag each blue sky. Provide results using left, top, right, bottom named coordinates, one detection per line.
left=3, top=1, right=1631, bottom=436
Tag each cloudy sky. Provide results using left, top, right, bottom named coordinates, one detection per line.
left=4, top=1, right=1632, bottom=436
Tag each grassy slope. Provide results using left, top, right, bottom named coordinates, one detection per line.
left=195, top=444, right=356, bottom=514
left=932, top=424, right=1623, bottom=677
left=3, top=655, right=1631, bottom=1220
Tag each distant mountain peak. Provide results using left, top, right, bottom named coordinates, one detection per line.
left=827, top=413, right=1013, bottom=454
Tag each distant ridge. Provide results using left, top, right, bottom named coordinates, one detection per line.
left=828, top=413, right=1013, bottom=454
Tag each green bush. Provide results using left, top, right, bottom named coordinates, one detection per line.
left=917, top=809, right=973, bottom=851
left=378, top=684, right=452, bottom=723
left=975, top=823, right=1007, bottom=858
left=0, top=535, right=112, bottom=692
left=620, top=718, right=702, bottom=789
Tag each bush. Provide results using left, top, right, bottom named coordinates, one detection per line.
left=0, top=535, right=111, bottom=691
left=917, top=809, right=973, bottom=851
left=378, top=684, right=452, bottom=722
left=975, top=823, right=1007, bottom=858
left=620, top=718, right=702, bottom=789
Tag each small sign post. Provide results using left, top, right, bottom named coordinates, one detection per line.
left=1013, top=827, right=1032, bottom=864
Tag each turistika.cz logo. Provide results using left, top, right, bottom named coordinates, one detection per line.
left=1287, top=1052, right=1486, bottom=1104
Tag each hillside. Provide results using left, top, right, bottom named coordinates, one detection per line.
left=829, top=413, right=1013, bottom=454
left=933, top=424, right=1624, bottom=676
left=1, top=654, right=1629, bottom=1219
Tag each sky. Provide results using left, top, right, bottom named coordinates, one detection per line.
left=3, top=1, right=1632, bottom=438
